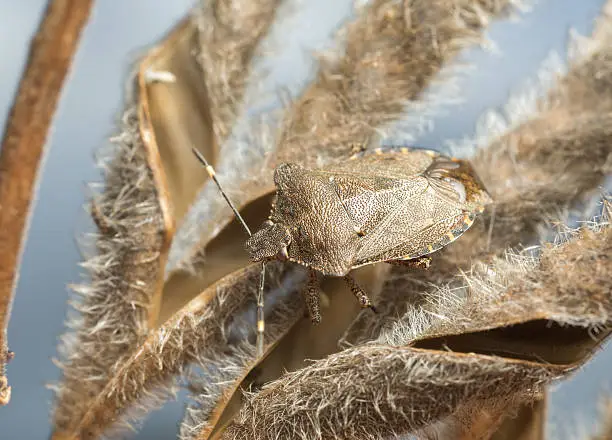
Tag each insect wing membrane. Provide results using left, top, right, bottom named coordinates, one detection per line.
left=324, top=148, right=489, bottom=266
left=321, top=172, right=429, bottom=238
left=354, top=180, right=465, bottom=263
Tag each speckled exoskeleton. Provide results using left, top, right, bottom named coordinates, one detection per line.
left=193, top=147, right=492, bottom=356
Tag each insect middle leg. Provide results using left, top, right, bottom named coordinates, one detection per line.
left=343, top=274, right=377, bottom=312
left=302, top=269, right=322, bottom=324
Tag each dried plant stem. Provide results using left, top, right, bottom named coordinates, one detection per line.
left=0, top=0, right=93, bottom=405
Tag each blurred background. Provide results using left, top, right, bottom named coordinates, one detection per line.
left=0, top=0, right=610, bottom=438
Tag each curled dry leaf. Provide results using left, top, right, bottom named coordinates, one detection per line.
left=52, top=0, right=281, bottom=436
left=343, top=10, right=612, bottom=345
left=393, top=214, right=612, bottom=359
left=196, top=0, right=285, bottom=142
left=49, top=0, right=612, bottom=439
left=224, top=345, right=552, bottom=440
left=166, top=0, right=288, bottom=275
left=59, top=263, right=305, bottom=440
left=223, top=204, right=611, bottom=440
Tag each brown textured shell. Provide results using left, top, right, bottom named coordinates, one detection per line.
left=246, top=148, right=492, bottom=276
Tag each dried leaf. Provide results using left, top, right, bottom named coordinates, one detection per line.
left=222, top=206, right=611, bottom=439
left=224, top=346, right=552, bottom=440
left=343, top=7, right=612, bottom=345
left=54, top=263, right=304, bottom=439
left=384, top=207, right=612, bottom=364
left=52, top=1, right=289, bottom=434
left=140, top=18, right=217, bottom=225
left=166, top=0, right=288, bottom=275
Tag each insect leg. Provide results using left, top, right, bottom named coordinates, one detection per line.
left=387, top=256, right=432, bottom=270
left=302, top=269, right=322, bottom=324
left=343, top=275, right=377, bottom=312
left=256, top=261, right=266, bottom=357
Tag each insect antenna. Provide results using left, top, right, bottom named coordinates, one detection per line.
left=191, top=148, right=267, bottom=357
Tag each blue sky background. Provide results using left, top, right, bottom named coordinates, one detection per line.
left=0, top=1, right=610, bottom=438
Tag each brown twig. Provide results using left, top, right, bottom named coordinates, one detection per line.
left=0, top=0, right=94, bottom=405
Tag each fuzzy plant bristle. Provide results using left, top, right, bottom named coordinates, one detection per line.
left=273, top=0, right=519, bottom=168
left=57, top=263, right=304, bottom=439
left=222, top=203, right=611, bottom=440
left=343, top=6, right=612, bottom=345
left=52, top=106, right=169, bottom=436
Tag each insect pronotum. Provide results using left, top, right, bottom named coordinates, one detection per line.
left=193, top=147, right=492, bottom=357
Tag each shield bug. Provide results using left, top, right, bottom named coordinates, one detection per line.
left=192, top=147, right=492, bottom=356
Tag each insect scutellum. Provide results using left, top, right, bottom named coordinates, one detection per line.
left=191, top=148, right=267, bottom=358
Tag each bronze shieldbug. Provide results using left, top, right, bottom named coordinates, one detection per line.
left=193, top=147, right=492, bottom=355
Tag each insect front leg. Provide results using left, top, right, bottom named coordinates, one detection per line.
left=343, top=274, right=377, bottom=313
left=302, top=269, right=322, bottom=324
left=387, top=256, right=432, bottom=270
